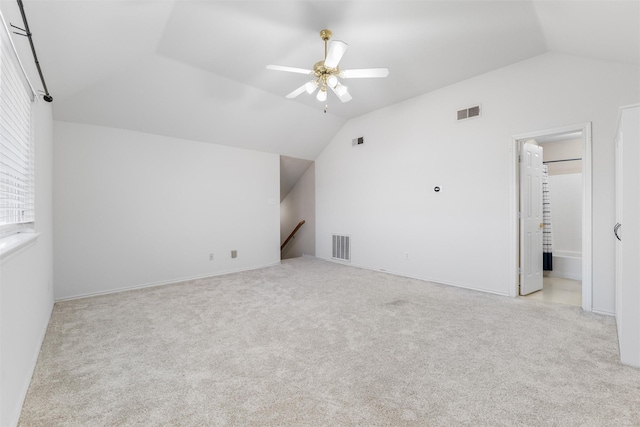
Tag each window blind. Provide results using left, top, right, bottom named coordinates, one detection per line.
left=0, top=10, right=35, bottom=236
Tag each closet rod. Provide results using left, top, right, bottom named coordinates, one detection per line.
left=543, top=158, right=582, bottom=164
left=14, top=0, right=52, bottom=102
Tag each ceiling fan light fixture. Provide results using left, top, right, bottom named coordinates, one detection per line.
left=267, top=29, right=389, bottom=110
left=305, top=80, right=318, bottom=94
left=326, top=74, right=338, bottom=88
left=316, top=87, right=327, bottom=102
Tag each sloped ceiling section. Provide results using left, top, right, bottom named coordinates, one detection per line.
left=532, top=1, right=640, bottom=66
left=156, top=1, right=548, bottom=118
left=3, top=0, right=639, bottom=160
left=52, top=53, right=344, bottom=160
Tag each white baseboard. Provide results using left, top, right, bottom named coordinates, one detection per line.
left=319, top=257, right=510, bottom=298
left=545, top=254, right=583, bottom=281
left=592, top=308, right=615, bottom=317
left=55, top=261, right=282, bottom=302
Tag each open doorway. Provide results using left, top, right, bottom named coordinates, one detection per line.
left=510, top=123, right=592, bottom=311
left=280, top=156, right=315, bottom=260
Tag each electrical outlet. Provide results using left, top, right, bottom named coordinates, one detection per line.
left=231, top=250, right=237, bottom=259
left=209, top=253, right=214, bottom=261
left=405, top=252, right=409, bottom=260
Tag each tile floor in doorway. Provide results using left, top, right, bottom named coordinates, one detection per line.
left=524, top=276, right=582, bottom=307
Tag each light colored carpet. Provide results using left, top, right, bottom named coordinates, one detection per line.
left=19, top=257, right=640, bottom=426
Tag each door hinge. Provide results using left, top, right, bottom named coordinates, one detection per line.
left=519, top=155, right=522, bottom=163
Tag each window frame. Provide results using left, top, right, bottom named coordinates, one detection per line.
left=0, top=9, right=36, bottom=239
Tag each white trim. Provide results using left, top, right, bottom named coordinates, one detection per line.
left=321, top=257, right=511, bottom=297
left=592, top=308, right=615, bottom=317
left=582, top=123, right=593, bottom=312
left=614, top=104, right=640, bottom=136
left=55, top=261, right=282, bottom=302
left=552, top=250, right=581, bottom=259
left=0, top=231, right=40, bottom=262
left=0, top=222, right=35, bottom=239
left=509, top=140, right=519, bottom=297
left=510, top=123, right=593, bottom=311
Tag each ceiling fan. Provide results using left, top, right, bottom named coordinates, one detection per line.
left=267, top=29, right=389, bottom=112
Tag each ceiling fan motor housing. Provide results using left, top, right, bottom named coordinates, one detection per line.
left=315, top=29, right=341, bottom=88
left=314, top=61, right=340, bottom=86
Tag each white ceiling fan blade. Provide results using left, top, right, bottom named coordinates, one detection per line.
left=286, top=81, right=315, bottom=99
left=324, top=40, right=348, bottom=69
left=341, top=68, right=389, bottom=78
left=267, top=65, right=313, bottom=75
left=330, top=83, right=352, bottom=103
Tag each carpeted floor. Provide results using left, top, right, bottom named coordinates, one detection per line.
left=19, top=257, right=640, bottom=426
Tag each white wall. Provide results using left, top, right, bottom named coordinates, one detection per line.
left=280, top=163, right=315, bottom=259
left=53, top=122, right=280, bottom=300
left=0, top=101, right=54, bottom=426
left=542, top=138, right=583, bottom=175
left=548, top=173, right=582, bottom=255
left=316, top=53, right=639, bottom=313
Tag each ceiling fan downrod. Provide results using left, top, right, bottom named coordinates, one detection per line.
left=314, top=29, right=341, bottom=111
left=320, top=29, right=332, bottom=58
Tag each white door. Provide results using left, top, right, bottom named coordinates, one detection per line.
left=615, top=105, right=640, bottom=367
left=520, top=142, right=544, bottom=295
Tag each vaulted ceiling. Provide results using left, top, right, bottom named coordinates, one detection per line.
left=2, top=0, right=639, bottom=160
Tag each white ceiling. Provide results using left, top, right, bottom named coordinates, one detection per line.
left=2, top=0, right=639, bottom=161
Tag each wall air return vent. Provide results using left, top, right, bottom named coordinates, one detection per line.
left=456, top=105, right=481, bottom=121
left=332, top=234, right=351, bottom=262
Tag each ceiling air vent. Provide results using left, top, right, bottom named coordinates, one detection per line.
left=352, top=136, right=364, bottom=147
left=456, top=105, right=481, bottom=121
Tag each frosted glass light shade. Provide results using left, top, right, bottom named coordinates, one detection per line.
left=316, top=88, right=327, bottom=102
left=327, top=75, right=338, bottom=88
left=305, top=80, right=317, bottom=94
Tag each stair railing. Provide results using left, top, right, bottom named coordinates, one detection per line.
left=281, top=220, right=305, bottom=251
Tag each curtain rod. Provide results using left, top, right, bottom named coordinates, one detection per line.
left=12, top=0, right=52, bottom=102
left=543, top=158, right=582, bottom=164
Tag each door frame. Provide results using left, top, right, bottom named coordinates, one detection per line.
left=509, top=122, right=592, bottom=311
